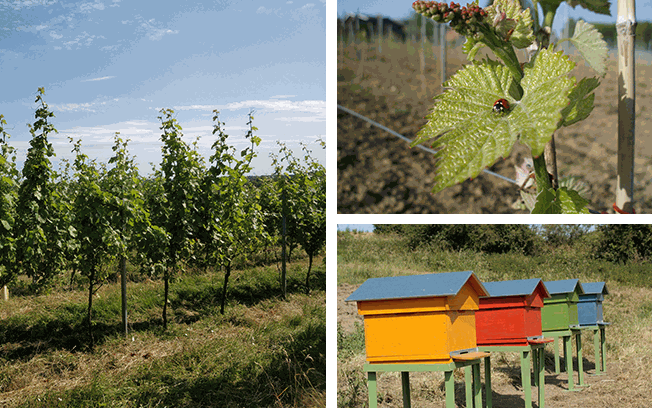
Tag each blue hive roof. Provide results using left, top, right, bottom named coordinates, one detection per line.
left=580, top=282, right=609, bottom=295
left=482, top=279, right=550, bottom=298
left=543, top=279, right=584, bottom=295
left=346, top=271, right=488, bottom=302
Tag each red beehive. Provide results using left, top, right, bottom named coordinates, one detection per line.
left=476, top=279, right=550, bottom=346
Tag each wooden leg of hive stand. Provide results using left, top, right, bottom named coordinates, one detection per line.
left=553, top=336, right=560, bottom=374
left=601, top=327, right=607, bottom=373
left=520, top=350, right=532, bottom=408
left=563, top=336, right=575, bottom=391
left=532, top=347, right=538, bottom=387
left=401, top=372, right=411, bottom=408
left=576, top=332, right=586, bottom=386
left=485, top=356, right=493, bottom=408
left=367, top=371, right=377, bottom=408
left=473, top=362, right=482, bottom=408
left=593, top=329, right=602, bottom=375
left=465, top=366, right=473, bottom=408
left=538, top=347, right=546, bottom=408
left=445, top=370, right=455, bottom=408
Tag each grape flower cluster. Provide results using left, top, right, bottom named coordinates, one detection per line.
left=412, top=1, right=487, bottom=37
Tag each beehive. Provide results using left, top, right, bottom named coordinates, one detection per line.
left=476, top=279, right=550, bottom=346
left=578, top=282, right=609, bottom=326
left=541, top=279, right=584, bottom=331
left=346, top=271, right=488, bottom=364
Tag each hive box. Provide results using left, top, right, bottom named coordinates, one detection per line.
left=578, top=282, right=609, bottom=326
left=541, top=279, right=584, bottom=331
left=476, top=279, right=550, bottom=346
left=346, top=271, right=488, bottom=364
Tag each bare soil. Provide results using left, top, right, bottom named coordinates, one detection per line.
left=337, top=41, right=652, bottom=213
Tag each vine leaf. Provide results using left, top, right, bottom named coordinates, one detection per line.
left=413, top=47, right=574, bottom=194
left=532, top=186, right=590, bottom=214
left=560, top=77, right=600, bottom=127
left=517, top=47, right=575, bottom=156
left=570, top=20, right=609, bottom=75
left=411, top=59, right=518, bottom=194
left=566, top=0, right=611, bottom=16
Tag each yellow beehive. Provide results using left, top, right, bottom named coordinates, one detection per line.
left=346, top=271, right=488, bottom=364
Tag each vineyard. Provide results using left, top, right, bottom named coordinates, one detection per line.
left=0, top=88, right=326, bottom=407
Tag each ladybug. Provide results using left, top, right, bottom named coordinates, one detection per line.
left=493, top=98, right=510, bottom=114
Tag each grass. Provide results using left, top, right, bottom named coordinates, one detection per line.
left=337, top=231, right=652, bottom=407
left=0, top=254, right=325, bottom=408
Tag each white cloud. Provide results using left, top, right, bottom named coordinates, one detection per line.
left=256, top=6, right=271, bottom=14
left=61, top=31, right=106, bottom=49
left=135, top=16, right=179, bottom=41
left=34, top=24, right=48, bottom=31
left=79, top=2, right=105, bottom=12
left=274, top=116, right=325, bottom=123
left=81, top=76, right=115, bottom=82
left=173, top=99, right=325, bottom=114
left=50, top=31, right=63, bottom=39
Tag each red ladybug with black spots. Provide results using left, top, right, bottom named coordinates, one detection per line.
left=493, top=98, right=510, bottom=114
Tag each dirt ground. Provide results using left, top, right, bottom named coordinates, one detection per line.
left=337, top=282, right=651, bottom=408
left=337, top=40, right=652, bottom=213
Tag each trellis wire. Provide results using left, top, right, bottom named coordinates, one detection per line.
left=337, top=104, right=519, bottom=186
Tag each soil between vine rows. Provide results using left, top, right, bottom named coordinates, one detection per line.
left=337, top=42, right=652, bottom=214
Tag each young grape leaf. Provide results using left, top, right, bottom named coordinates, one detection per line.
left=532, top=186, right=590, bottom=214
left=570, top=20, right=609, bottom=75
left=566, top=0, right=611, bottom=16
left=413, top=47, right=574, bottom=194
left=515, top=47, right=575, bottom=156
left=411, top=60, right=519, bottom=193
left=560, top=77, right=600, bottom=127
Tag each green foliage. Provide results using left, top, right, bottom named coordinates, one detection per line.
left=196, top=110, right=264, bottom=314
left=592, top=225, right=652, bottom=264
left=412, top=47, right=574, bottom=193
left=535, top=224, right=592, bottom=246
left=568, top=20, right=608, bottom=75
left=390, top=224, right=540, bottom=255
left=532, top=186, right=591, bottom=214
left=14, top=88, right=70, bottom=287
left=156, top=109, right=205, bottom=328
left=0, top=114, right=19, bottom=286
left=272, top=140, right=326, bottom=294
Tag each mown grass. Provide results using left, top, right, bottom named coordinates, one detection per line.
left=0, top=255, right=325, bottom=408
left=337, top=231, right=652, bottom=407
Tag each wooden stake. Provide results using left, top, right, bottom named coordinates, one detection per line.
left=616, top=0, right=636, bottom=212
left=2, top=285, right=7, bottom=301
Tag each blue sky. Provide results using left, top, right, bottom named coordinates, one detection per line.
left=337, top=1, right=650, bottom=36
left=0, top=0, right=325, bottom=175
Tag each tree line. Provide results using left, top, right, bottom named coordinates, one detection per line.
left=373, top=224, right=652, bottom=264
left=0, top=88, right=325, bottom=345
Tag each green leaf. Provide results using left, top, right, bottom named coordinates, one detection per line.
left=413, top=47, right=574, bottom=193
left=569, top=20, right=609, bottom=75
left=411, top=59, right=518, bottom=193
left=560, top=77, right=600, bottom=127
left=517, top=47, right=575, bottom=156
left=566, top=0, right=611, bottom=16
left=532, top=187, right=590, bottom=214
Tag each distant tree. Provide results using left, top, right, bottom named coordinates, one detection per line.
left=536, top=224, right=591, bottom=247
left=593, top=225, right=652, bottom=264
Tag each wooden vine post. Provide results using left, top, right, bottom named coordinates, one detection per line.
left=616, top=0, right=636, bottom=212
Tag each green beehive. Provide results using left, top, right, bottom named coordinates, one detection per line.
left=541, top=279, right=584, bottom=331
